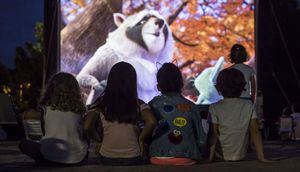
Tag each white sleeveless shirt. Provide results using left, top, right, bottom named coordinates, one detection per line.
left=40, top=107, right=88, bottom=163
left=231, top=63, right=256, bottom=98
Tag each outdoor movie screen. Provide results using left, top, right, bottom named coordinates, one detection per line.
left=60, top=0, right=254, bottom=104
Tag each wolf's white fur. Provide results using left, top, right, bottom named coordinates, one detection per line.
left=77, top=10, right=174, bottom=104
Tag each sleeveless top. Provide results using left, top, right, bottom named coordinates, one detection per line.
left=40, top=107, right=88, bottom=163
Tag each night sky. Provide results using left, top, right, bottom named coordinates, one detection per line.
left=0, top=0, right=43, bottom=69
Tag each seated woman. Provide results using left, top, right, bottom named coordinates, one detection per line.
left=19, top=72, right=88, bottom=166
left=149, top=63, right=207, bottom=165
left=84, top=62, right=157, bottom=166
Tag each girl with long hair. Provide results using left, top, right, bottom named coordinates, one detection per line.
left=84, top=62, right=156, bottom=165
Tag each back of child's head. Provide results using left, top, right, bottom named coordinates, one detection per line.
left=40, top=72, right=85, bottom=114
left=157, top=63, right=183, bottom=94
left=216, top=68, right=246, bottom=98
left=292, top=102, right=300, bottom=113
left=282, top=107, right=292, bottom=117
left=100, top=61, right=139, bottom=124
left=229, top=44, right=248, bottom=63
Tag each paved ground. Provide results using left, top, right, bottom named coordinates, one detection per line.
left=0, top=141, right=300, bottom=172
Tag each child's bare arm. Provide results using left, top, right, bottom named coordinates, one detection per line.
left=139, top=107, right=157, bottom=141
left=139, top=107, right=157, bottom=156
left=250, top=119, right=274, bottom=162
left=83, top=110, right=102, bottom=142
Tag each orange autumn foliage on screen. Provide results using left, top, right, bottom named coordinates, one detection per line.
left=124, top=0, right=254, bottom=76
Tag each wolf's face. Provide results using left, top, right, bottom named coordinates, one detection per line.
left=114, top=10, right=169, bottom=55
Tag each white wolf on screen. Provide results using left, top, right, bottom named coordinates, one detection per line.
left=76, top=10, right=174, bottom=104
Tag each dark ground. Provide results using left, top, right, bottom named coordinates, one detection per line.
left=0, top=140, right=300, bottom=172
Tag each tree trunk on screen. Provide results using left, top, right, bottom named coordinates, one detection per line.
left=60, top=0, right=122, bottom=74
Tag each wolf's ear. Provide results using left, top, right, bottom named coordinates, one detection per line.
left=113, top=13, right=126, bottom=27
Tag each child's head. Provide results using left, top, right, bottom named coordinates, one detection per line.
left=216, top=68, right=246, bottom=98
left=282, top=107, right=292, bottom=116
left=229, top=44, right=249, bottom=63
left=292, top=102, right=300, bottom=113
left=157, top=63, right=183, bottom=94
left=101, top=61, right=139, bottom=124
left=40, top=72, right=85, bottom=114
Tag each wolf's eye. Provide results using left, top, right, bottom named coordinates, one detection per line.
left=139, top=20, right=146, bottom=25
left=137, top=15, right=150, bottom=25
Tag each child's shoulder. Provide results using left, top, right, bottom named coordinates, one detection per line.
left=240, top=63, right=255, bottom=72
left=281, top=115, right=293, bottom=119
left=238, top=98, right=253, bottom=103
left=211, top=98, right=253, bottom=107
left=150, top=94, right=195, bottom=106
left=243, top=64, right=255, bottom=72
left=149, top=95, right=163, bottom=104
left=87, top=107, right=101, bottom=114
left=232, top=63, right=254, bottom=71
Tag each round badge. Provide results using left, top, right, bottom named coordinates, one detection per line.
left=172, top=117, right=187, bottom=128
left=158, top=119, right=169, bottom=131
left=163, top=105, right=174, bottom=113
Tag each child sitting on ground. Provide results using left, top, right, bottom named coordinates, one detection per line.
left=279, top=107, right=296, bottom=141
left=209, top=68, right=271, bottom=162
left=19, top=72, right=88, bottom=166
left=84, top=62, right=157, bottom=166
left=149, top=63, right=206, bottom=165
left=22, top=97, right=44, bottom=141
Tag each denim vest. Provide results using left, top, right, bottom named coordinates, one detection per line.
left=149, top=93, right=207, bottom=160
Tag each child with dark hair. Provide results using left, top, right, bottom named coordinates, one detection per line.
left=279, top=107, right=296, bottom=141
left=19, top=72, right=88, bottom=165
left=149, top=63, right=206, bottom=165
left=209, top=68, right=271, bottom=162
left=84, top=62, right=156, bottom=165
left=229, top=44, right=256, bottom=102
